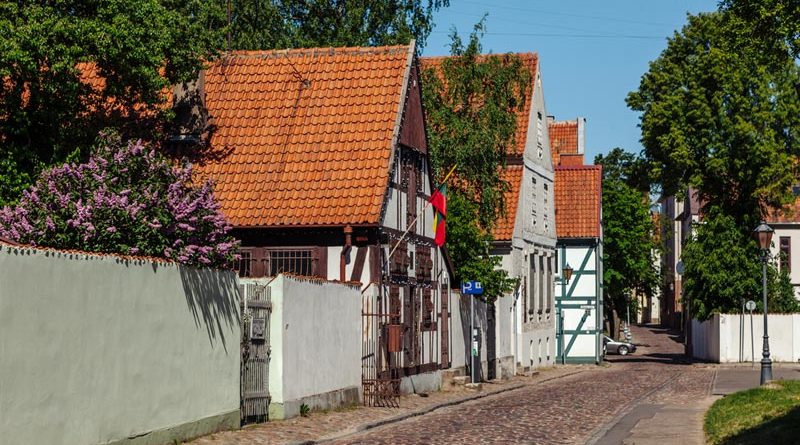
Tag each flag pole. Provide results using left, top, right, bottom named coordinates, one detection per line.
left=386, top=164, right=457, bottom=261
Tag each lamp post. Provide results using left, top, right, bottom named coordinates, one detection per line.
left=625, top=292, right=632, bottom=342
left=559, top=263, right=573, bottom=365
left=752, top=220, right=774, bottom=385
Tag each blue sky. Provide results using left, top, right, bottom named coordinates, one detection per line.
left=423, top=0, right=720, bottom=163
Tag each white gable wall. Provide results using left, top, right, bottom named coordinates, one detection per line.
left=493, top=67, right=558, bottom=377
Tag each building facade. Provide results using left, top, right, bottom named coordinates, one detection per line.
left=194, top=43, right=455, bottom=404
left=549, top=117, right=603, bottom=364
left=420, top=53, right=558, bottom=378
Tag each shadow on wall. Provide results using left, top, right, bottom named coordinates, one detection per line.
left=459, top=294, right=488, bottom=381
left=179, top=265, right=241, bottom=354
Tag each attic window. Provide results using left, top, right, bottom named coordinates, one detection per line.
left=165, top=134, right=201, bottom=158
left=543, top=184, right=549, bottom=230
left=531, top=177, right=538, bottom=226
left=536, top=112, right=544, bottom=159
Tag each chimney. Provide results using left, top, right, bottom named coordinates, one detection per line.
left=560, top=154, right=585, bottom=167
left=546, top=115, right=555, bottom=125
left=577, top=117, right=586, bottom=155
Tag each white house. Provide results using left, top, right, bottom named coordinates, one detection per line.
left=486, top=53, right=558, bottom=377
left=768, top=197, right=800, bottom=300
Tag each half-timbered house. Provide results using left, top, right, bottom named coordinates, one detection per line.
left=553, top=140, right=603, bottom=364
left=194, top=43, right=455, bottom=405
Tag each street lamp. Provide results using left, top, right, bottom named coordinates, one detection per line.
left=562, top=263, right=573, bottom=285
left=752, top=220, right=774, bottom=385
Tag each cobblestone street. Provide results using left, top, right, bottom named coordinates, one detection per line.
left=191, top=325, right=716, bottom=445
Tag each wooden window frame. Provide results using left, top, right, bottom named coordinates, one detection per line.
left=780, top=236, right=791, bottom=273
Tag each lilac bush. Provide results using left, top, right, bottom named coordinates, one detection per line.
left=0, top=134, right=238, bottom=268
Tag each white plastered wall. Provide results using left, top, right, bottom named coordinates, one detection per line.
left=0, top=245, right=240, bottom=445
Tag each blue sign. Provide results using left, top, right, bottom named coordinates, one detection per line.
left=461, top=281, right=484, bottom=295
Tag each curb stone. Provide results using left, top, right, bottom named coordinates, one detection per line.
left=286, top=369, right=586, bottom=445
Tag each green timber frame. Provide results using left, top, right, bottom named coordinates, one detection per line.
left=555, top=238, right=603, bottom=364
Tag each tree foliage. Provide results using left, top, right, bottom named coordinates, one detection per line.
left=627, top=11, right=800, bottom=228
left=444, top=193, right=516, bottom=302
left=218, top=0, right=448, bottom=50
left=422, top=21, right=531, bottom=229
left=682, top=210, right=799, bottom=321
left=595, top=150, right=659, bottom=326
left=0, top=0, right=224, bottom=205
left=421, top=22, right=530, bottom=301
left=722, top=0, right=800, bottom=61
left=0, top=134, right=238, bottom=268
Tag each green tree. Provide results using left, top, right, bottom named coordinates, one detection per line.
left=445, top=193, right=515, bottom=302
left=217, top=0, right=449, bottom=50
left=0, top=0, right=225, bottom=205
left=421, top=22, right=531, bottom=301
left=595, top=150, right=660, bottom=334
left=722, top=0, right=800, bottom=61
left=594, top=147, right=651, bottom=194
left=682, top=210, right=799, bottom=321
left=627, top=11, right=800, bottom=229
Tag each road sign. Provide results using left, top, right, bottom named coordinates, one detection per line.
left=676, top=260, right=685, bottom=275
left=461, top=281, right=484, bottom=295
left=746, top=300, right=756, bottom=311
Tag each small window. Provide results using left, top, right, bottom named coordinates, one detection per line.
left=780, top=237, right=791, bottom=272
left=531, top=177, right=538, bottom=226
left=269, top=249, right=314, bottom=276
left=543, top=184, right=549, bottom=230
left=234, top=250, right=252, bottom=278
left=537, top=112, right=544, bottom=159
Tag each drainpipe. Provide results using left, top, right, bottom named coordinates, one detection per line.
left=341, top=225, right=353, bottom=281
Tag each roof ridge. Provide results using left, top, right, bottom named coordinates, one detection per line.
left=422, top=51, right=538, bottom=60
left=224, top=44, right=411, bottom=60
left=555, top=164, right=602, bottom=171
left=549, top=120, right=579, bottom=126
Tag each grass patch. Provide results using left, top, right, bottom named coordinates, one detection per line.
left=705, top=379, right=800, bottom=445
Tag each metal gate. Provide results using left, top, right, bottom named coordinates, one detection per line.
left=240, top=282, right=271, bottom=424
left=362, top=283, right=402, bottom=407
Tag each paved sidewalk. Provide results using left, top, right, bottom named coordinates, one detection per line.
left=587, top=325, right=717, bottom=445
left=712, top=363, right=800, bottom=395
left=188, top=366, right=586, bottom=445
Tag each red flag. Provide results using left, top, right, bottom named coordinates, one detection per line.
left=430, top=185, right=447, bottom=247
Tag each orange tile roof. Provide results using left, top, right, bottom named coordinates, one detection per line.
left=195, top=45, right=413, bottom=227
left=549, top=120, right=579, bottom=166
left=555, top=165, right=602, bottom=238
left=420, top=53, right=539, bottom=157
left=768, top=196, right=800, bottom=223
left=76, top=62, right=171, bottom=118
left=493, top=165, right=524, bottom=241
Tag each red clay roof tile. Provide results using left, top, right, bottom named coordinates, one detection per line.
left=555, top=165, right=602, bottom=238
left=195, top=45, right=412, bottom=227
left=493, top=165, right=524, bottom=241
